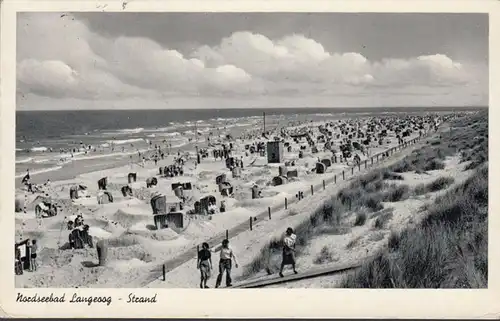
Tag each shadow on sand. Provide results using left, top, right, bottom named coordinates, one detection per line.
left=81, top=261, right=99, bottom=268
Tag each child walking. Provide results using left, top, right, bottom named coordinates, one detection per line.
left=28, top=239, right=38, bottom=272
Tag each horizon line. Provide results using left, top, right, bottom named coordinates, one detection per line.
left=16, top=106, right=489, bottom=112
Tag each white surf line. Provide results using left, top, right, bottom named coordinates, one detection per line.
left=143, top=133, right=432, bottom=288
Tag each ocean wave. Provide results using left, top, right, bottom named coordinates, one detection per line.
left=16, top=157, right=33, bottom=164
left=170, top=142, right=189, bottom=148
left=31, top=146, right=48, bottom=152
left=100, top=127, right=144, bottom=136
left=33, top=158, right=52, bottom=164
left=224, top=123, right=253, bottom=128
left=72, top=149, right=146, bottom=161
left=106, top=138, right=143, bottom=145
left=118, top=127, right=144, bottom=134
left=15, top=166, right=62, bottom=178
left=164, top=131, right=181, bottom=137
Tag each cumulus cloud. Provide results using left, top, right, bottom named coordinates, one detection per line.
left=16, top=13, right=486, bottom=107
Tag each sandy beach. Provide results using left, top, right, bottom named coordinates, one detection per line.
left=15, top=112, right=450, bottom=288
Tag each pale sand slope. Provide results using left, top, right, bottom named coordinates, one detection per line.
left=262, top=155, right=474, bottom=288
left=146, top=136, right=427, bottom=289
left=15, top=115, right=427, bottom=288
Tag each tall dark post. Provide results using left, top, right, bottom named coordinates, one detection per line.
left=96, top=239, right=108, bottom=267
left=263, top=112, right=266, bottom=135
left=226, top=230, right=229, bottom=240
left=311, top=185, right=314, bottom=195
left=250, top=217, right=253, bottom=231
left=342, top=171, right=345, bottom=180
left=162, top=264, right=166, bottom=281
left=268, top=207, right=271, bottom=219
left=285, top=198, right=288, bottom=209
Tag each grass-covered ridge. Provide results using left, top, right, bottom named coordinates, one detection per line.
left=340, top=164, right=487, bottom=288
left=340, top=111, right=488, bottom=288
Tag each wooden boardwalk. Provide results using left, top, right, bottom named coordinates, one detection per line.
left=230, top=260, right=367, bottom=288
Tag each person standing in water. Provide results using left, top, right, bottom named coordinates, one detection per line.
left=197, top=242, right=213, bottom=289
left=279, top=227, right=298, bottom=277
left=215, top=239, right=238, bottom=288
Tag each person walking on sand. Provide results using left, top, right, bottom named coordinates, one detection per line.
left=215, top=239, right=238, bottom=288
left=197, top=242, right=213, bottom=288
left=279, top=227, right=298, bottom=277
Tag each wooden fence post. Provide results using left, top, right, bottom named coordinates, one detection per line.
left=311, top=185, right=314, bottom=195
left=285, top=198, right=288, bottom=209
left=268, top=207, right=271, bottom=219
left=226, top=230, right=228, bottom=240
left=162, top=264, right=166, bottom=281
left=250, top=217, right=253, bottom=231
left=342, top=171, right=345, bottom=180
left=334, top=175, right=337, bottom=184
left=323, top=180, right=325, bottom=190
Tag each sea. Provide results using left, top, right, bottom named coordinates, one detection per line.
left=15, top=107, right=482, bottom=183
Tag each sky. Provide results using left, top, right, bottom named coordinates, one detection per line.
left=16, top=12, right=488, bottom=110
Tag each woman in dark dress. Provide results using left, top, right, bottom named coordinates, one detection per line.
left=279, top=227, right=298, bottom=277
left=197, top=242, right=212, bottom=288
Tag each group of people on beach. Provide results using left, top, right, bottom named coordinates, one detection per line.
left=67, top=215, right=94, bottom=249
left=196, top=227, right=297, bottom=288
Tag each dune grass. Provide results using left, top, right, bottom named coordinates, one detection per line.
left=414, top=176, right=455, bottom=195
left=340, top=112, right=488, bottom=288
left=374, top=212, right=394, bottom=229
left=313, top=246, right=337, bottom=265
left=388, top=111, right=488, bottom=175
left=354, top=211, right=367, bottom=226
